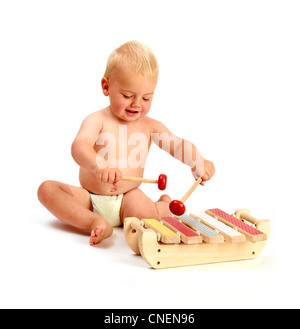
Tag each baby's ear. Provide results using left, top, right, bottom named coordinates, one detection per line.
left=101, top=77, right=109, bottom=96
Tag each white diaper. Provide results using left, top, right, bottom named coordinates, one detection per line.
left=90, top=194, right=124, bottom=227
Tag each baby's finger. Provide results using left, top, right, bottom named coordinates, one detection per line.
left=102, top=172, right=109, bottom=183
left=115, top=170, right=122, bottom=183
left=108, top=171, right=116, bottom=184
left=97, top=173, right=103, bottom=182
left=201, top=173, right=208, bottom=182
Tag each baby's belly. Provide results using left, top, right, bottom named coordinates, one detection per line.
left=79, top=168, right=143, bottom=195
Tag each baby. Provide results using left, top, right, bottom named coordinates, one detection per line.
left=37, top=41, right=215, bottom=245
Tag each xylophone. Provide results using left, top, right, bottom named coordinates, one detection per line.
left=123, top=208, right=270, bottom=269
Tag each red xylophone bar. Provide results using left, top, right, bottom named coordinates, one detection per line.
left=205, top=208, right=267, bottom=243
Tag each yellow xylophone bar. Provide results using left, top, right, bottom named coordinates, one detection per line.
left=142, top=218, right=180, bottom=244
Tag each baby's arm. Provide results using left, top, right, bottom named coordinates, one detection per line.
left=71, top=112, right=102, bottom=171
left=71, top=111, right=121, bottom=184
left=150, top=119, right=215, bottom=185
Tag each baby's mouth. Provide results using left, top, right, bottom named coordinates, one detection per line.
left=126, top=109, right=139, bottom=114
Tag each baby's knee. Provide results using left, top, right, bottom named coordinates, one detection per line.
left=121, top=189, right=159, bottom=220
left=37, top=180, right=57, bottom=205
left=135, top=207, right=159, bottom=220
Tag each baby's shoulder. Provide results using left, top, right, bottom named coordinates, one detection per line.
left=77, top=109, right=111, bottom=136
left=144, top=116, right=169, bottom=134
left=86, top=108, right=108, bottom=120
left=82, top=108, right=109, bottom=125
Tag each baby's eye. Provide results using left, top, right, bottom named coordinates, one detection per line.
left=143, top=98, right=151, bottom=102
left=122, top=94, right=133, bottom=99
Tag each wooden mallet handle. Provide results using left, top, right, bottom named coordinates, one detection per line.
left=121, top=176, right=157, bottom=183
left=181, top=177, right=203, bottom=203
left=169, top=177, right=202, bottom=215
left=121, top=174, right=167, bottom=190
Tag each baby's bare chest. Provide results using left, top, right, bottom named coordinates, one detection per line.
left=94, top=124, right=151, bottom=169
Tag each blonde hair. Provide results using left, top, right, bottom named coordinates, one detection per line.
left=104, top=41, right=159, bottom=79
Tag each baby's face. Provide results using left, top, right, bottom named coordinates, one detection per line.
left=102, top=66, right=157, bottom=122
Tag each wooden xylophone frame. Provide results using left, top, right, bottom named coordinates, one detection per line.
left=123, top=209, right=270, bottom=269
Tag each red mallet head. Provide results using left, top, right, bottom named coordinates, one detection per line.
left=158, top=174, right=167, bottom=190
left=169, top=200, right=186, bottom=216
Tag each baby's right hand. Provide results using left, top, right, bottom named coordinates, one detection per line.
left=92, top=166, right=122, bottom=185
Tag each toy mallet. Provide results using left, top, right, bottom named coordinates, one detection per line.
left=169, top=177, right=202, bottom=215
left=121, top=174, right=167, bottom=190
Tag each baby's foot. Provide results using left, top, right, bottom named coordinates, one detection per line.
left=89, top=226, right=105, bottom=245
left=158, top=194, right=171, bottom=203
left=155, top=194, right=172, bottom=217
left=89, top=223, right=113, bottom=246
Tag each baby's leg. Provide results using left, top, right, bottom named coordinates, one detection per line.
left=120, top=188, right=172, bottom=222
left=37, top=180, right=113, bottom=245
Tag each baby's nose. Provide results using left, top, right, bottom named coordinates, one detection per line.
left=131, top=99, right=141, bottom=108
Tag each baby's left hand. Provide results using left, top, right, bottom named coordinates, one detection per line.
left=192, top=159, right=215, bottom=186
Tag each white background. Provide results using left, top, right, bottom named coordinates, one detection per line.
left=0, top=0, right=299, bottom=309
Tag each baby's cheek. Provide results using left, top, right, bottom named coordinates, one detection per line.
left=110, top=98, right=125, bottom=112
left=143, top=103, right=152, bottom=115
